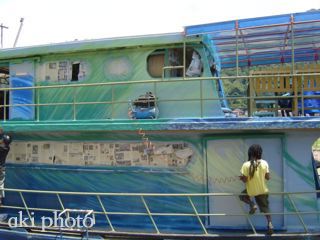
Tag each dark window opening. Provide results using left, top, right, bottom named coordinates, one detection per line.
left=71, top=63, right=80, bottom=81
left=0, top=66, right=10, bottom=120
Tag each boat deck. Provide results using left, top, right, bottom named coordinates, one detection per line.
left=2, top=117, right=320, bottom=133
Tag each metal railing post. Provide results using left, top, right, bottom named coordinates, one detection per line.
left=3, top=90, right=6, bottom=122
left=183, top=42, right=186, bottom=79
left=301, top=75, right=305, bottom=115
left=56, top=193, right=66, bottom=238
left=73, top=88, right=77, bottom=121
left=111, top=86, right=114, bottom=119
left=36, top=89, right=40, bottom=121
left=19, top=191, right=32, bottom=221
left=188, top=196, right=208, bottom=235
left=141, top=196, right=160, bottom=234
left=287, top=193, right=308, bottom=233
left=235, top=20, right=239, bottom=77
left=236, top=195, right=257, bottom=235
left=56, top=193, right=65, bottom=212
left=97, top=195, right=115, bottom=232
left=200, top=80, right=203, bottom=118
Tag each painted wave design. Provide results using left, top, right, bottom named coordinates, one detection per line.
left=2, top=166, right=206, bottom=232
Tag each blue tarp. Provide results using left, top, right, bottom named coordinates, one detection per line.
left=9, top=75, right=34, bottom=120
left=185, top=11, right=320, bottom=68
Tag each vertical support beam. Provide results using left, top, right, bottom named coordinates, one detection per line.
left=36, top=88, right=40, bottom=122
left=0, top=24, right=8, bottom=48
left=73, top=87, right=77, bottom=121
left=97, top=195, right=115, bottom=232
left=141, top=196, right=160, bottom=234
left=248, top=77, right=255, bottom=117
left=301, top=75, right=305, bottom=115
left=287, top=194, right=308, bottom=233
left=235, top=20, right=239, bottom=77
left=236, top=196, right=257, bottom=235
left=200, top=80, right=203, bottom=118
left=290, top=14, right=295, bottom=75
left=56, top=193, right=65, bottom=212
left=188, top=196, right=208, bottom=235
left=111, top=86, right=114, bottom=119
left=56, top=193, right=68, bottom=232
left=290, top=14, right=298, bottom=116
left=183, top=41, right=186, bottom=79
left=3, top=90, right=7, bottom=122
left=153, top=82, right=158, bottom=118
left=203, top=138, right=210, bottom=227
left=19, top=192, right=32, bottom=220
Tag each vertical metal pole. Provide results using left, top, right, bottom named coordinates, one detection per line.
left=287, top=194, right=308, bottom=233
left=0, top=24, right=8, bottom=48
left=13, top=18, right=24, bottom=48
left=291, top=15, right=295, bottom=74
left=73, top=88, right=77, bottom=121
left=248, top=77, right=255, bottom=117
left=236, top=196, right=257, bottom=235
left=301, top=75, right=304, bottom=115
left=56, top=194, right=65, bottom=239
left=141, top=196, right=160, bottom=234
left=97, top=195, right=115, bottom=232
left=3, top=90, right=6, bottom=122
left=0, top=24, right=2, bottom=48
left=235, top=20, right=239, bottom=77
left=203, top=139, right=210, bottom=227
left=200, top=80, right=203, bottom=118
left=153, top=82, right=158, bottom=119
left=56, top=193, right=65, bottom=211
left=111, top=86, right=114, bottom=119
left=290, top=14, right=298, bottom=116
left=19, top=192, right=32, bottom=220
left=183, top=41, right=186, bottom=79
left=188, top=196, right=208, bottom=234
left=36, top=89, right=40, bottom=121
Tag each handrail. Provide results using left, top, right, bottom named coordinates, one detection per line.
left=1, top=188, right=319, bottom=238
left=1, top=73, right=320, bottom=92
left=1, top=72, right=320, bottom=121
left=3, top=187, right=320, bottom=196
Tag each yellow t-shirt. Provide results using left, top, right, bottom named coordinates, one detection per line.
left=240, top=159, right=269, bottom=196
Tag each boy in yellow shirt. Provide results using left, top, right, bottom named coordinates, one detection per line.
left=239, top=144, right=273, bottom=235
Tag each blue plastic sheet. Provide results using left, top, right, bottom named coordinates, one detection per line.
left=9, top=75, right=34, bottom=120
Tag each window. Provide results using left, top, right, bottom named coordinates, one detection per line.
left=147, top=50, right=165, bottom=78
left=71, top=62, right=80, bottom=81
left=147, top=47, right=203, bottom=78
left=104, top=56, right=133, bottom=80
left=0, top=65, right=9, bottom=120
left=44, top=60, right=89, bottom=82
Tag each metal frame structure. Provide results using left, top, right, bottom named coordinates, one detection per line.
left=185, top=11, right=320, bottom=70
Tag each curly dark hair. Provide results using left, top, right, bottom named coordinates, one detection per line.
left=248, top=144, right=263, bottom=178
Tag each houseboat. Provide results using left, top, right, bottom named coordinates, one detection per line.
left=0, top=10, right=319, bottom=239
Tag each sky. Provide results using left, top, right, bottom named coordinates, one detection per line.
left=0, top=0, right=319, bottom=48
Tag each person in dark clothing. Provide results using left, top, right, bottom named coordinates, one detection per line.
left=0, top=131, right=12, bottom=205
